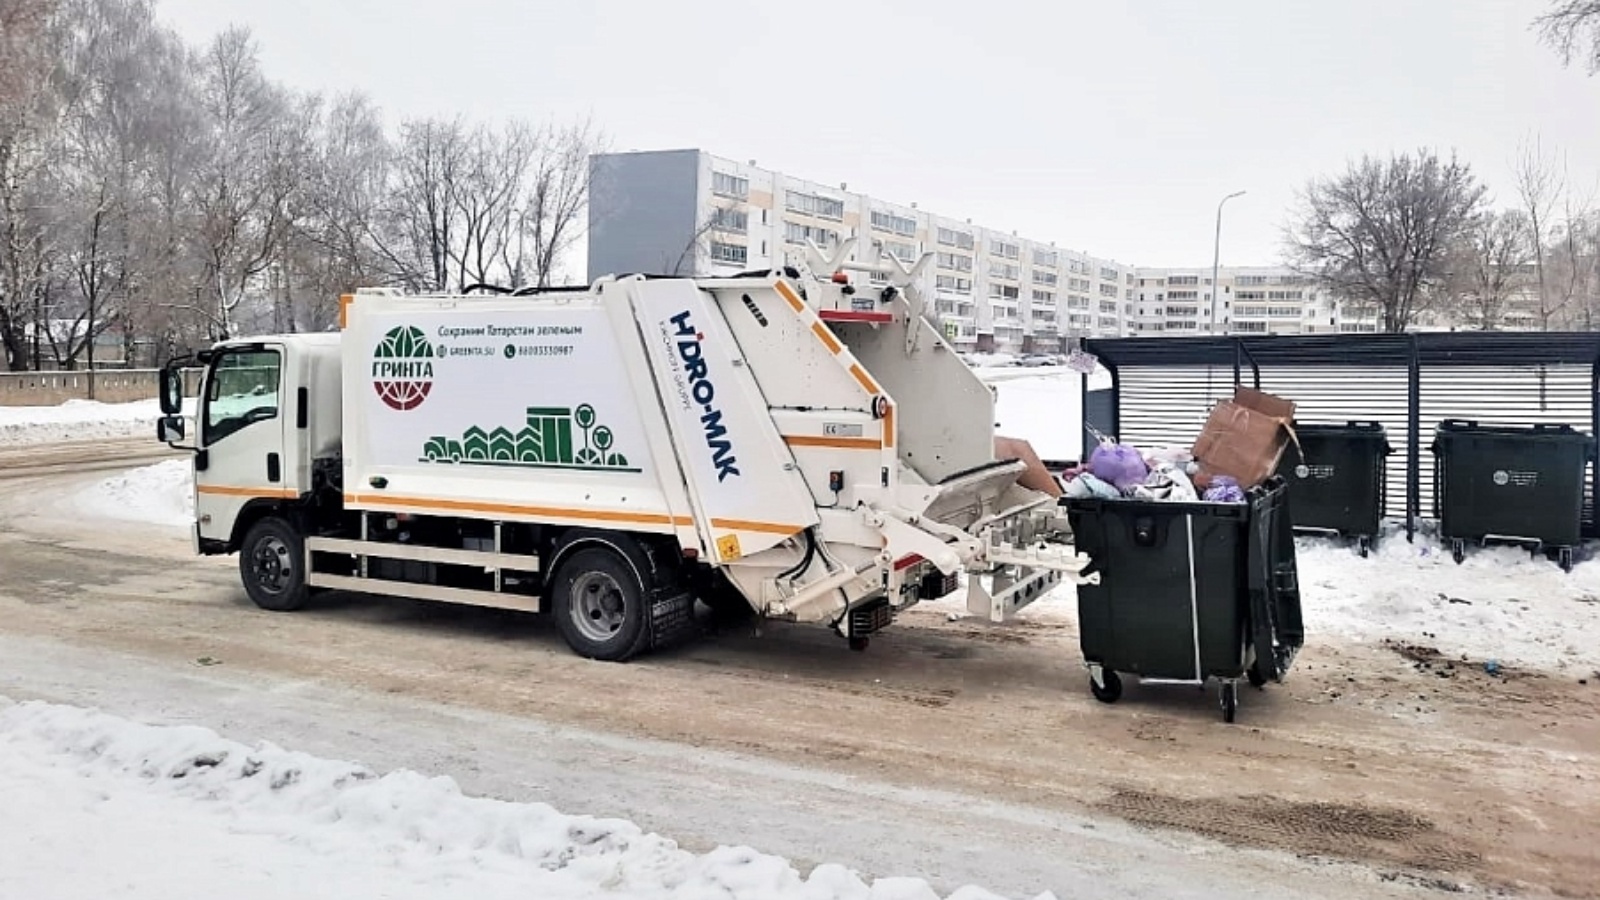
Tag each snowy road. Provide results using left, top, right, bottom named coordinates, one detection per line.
left=2, top=436, right=1598, bottom=897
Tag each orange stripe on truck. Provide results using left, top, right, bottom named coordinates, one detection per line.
left=197, top=485, right=299, bottom=499
left=709, top=518, right=803, bottom=535
left=848, top=364, right=881, bottom=394
left=881, top=404, right=895, bottom=449
left=773, top=280, right=806, bottom=312
left=810, top=322, right=842, bottom=354
left=783, top=435, right=881, bottom=451
left=344, top=493, right=692, bottom=528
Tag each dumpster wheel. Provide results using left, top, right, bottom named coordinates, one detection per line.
left=1220, top=681, right=1238, bottom=723
left=1089, top=668, right=1122, bottom=703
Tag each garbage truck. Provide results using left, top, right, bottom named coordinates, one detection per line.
left=156, top=241, right=1096, bottom=660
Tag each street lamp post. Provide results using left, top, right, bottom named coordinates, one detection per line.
left=1211, top=190, right=1246, bottom=334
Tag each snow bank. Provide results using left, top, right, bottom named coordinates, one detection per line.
left=0, top=697, right=1049, bottom=900
left=69, top=459, right=193, bottom=528
left=0, top=398, right=163, bottom=446
left=1295, top=525, right=1600, bottom=674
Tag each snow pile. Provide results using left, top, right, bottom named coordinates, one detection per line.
left=70, top=459, right=193, bottom=528
left=1295, top=527, right=1600, bottom=674
left=0, top=697, right=1051, bottom=900
left=0, top=398, right=164, bottom=446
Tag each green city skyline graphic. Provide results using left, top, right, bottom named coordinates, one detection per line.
left=420, top=404, right=639, bottom=472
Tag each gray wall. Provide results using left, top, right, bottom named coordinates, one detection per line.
left=587, top=150, right=702, bottom=281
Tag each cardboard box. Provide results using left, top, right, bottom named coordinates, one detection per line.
left=995, top=435, right=1063, bottom=497
left=1191, top=387, right=1299, bottom=489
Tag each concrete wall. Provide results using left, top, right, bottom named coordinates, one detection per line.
left=0, top=369, right=201, bottom=406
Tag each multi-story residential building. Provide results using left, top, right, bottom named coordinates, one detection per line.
left=587, top=149, right=1138, bottom=353
left=1132, top=267, right=1380, bottom=335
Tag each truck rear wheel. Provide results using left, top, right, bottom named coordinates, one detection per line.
left=552, top=547, right=652, bottom=661
left=240, top=516, right=310, bottom=612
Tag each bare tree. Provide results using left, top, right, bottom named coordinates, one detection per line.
left=1534, top=1, right=1600, bottom=73
left=188, top=26, right=293, bottom=339
left=1443, top=210, right=1534, bottom=330
left=521, top=116, right=604, bottom=287
left=1285, top=149, right=1486, bottom=332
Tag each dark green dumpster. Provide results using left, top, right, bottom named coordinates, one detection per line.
left=1063, top=477, right=1304, bottom=722
left=1273, top=421, right=1392, bottom=557
left=1430, top=420, right=1593, bottom=571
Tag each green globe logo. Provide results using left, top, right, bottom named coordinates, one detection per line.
left=371, top=325, right=436, bottom=411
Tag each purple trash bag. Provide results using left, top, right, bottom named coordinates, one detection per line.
left=1088, top=443, right=1149, bottom=491
left=1203, top=475, right=1246, bottom=503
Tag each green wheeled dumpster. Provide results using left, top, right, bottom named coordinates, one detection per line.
left=1273, top=421, right=1392, bottom=557
left=1063, top=477, right=1305, bottom=722
left=1430, top=420, right=1593, bottom=572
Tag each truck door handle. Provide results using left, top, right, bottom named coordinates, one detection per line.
left=267, top=452, right=280, bottom=483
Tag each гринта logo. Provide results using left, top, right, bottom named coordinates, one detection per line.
left=372, top=325, right=435, bottom=411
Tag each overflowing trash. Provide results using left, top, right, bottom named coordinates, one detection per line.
left=1059, top=386, right=1299, bottom=505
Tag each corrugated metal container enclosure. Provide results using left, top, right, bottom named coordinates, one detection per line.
left=1080, top=333, right=1600, bottom=541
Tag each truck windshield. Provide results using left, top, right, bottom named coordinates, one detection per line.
left=204, top=349, right=282, bottom=445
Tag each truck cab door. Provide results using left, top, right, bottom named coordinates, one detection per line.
left=194, top=344, right=291, bottom=549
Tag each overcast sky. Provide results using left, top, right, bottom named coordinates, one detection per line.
left=154, top=0, right=1600, bottom=272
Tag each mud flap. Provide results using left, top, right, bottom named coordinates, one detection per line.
left=649, top=588, right=697, bottom=650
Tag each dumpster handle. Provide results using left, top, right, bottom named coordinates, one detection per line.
left=1185, top=514, right=1203, bottom=682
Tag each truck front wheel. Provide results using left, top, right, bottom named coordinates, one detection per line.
left=240, top=516, right=310, bottom=612
left=551, top=547, right=651, bottom=661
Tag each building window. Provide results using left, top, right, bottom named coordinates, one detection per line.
left=785, top=190, right=845, bottom=220
left=937, top=227, right=975, bottom=250
left=1237, top=275, right=1268, bottom=286
left=880, top=240, right=918, bottom=262
left=1033, top=249, right=1059, bottom=268
left=936, top=252, right=973, bottom=272
left=709, top=242, right=747, bottom=264
left=1099, top=266, right=1120, bottom=281
left=936, top=274, right=973, bottom=292
left=710, top=207, right=747, bottom=233
left=1234, top=321, right=1267, bottom=333
left=1098, top=283, right=1119, bottom=297
left=991, top=261, right=1020, bottom=281
left=1032, top=270, right=1058, bottom=287
left=712, top=172, right=748, bottom=200
left=1032, top=289, right=1055, bottom=303
left=784, top=221, right=839, bottom=246
left=870, top=209, right=917, bottom=236
left=1168, top=275, right=1199, bottom=286
left=989, top=284, right=1020, bottom=300
left=991, top=239, right=1019, bottom=260
left=1168, top=290, right=1198, bottom=300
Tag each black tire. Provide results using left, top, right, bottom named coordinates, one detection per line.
left=1559, top=547, right=1574, bottom=573
left=1090, top=669, right=1122, bottom=704
left=551, top=547, right=651, bottom=662
left=1358, top=537, right=1371, bottom=559
left=1247, top=662, right=1267, bottom=688
left=1450, top=540, right=1466, bottom=565
left=848, top=636, right=870, bottom=652
left=239, top=516, right=310, bottom=612
left=1221, top=681, right=1238, bottom=723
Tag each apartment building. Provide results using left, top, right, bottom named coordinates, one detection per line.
left=587, top=149, right=1138, bottom=353
left=1132, top=267, right=1381, bottom=335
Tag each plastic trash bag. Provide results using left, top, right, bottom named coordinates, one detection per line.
left=1088, top=443, right=1149, bottom=491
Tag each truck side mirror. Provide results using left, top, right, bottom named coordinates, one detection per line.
left=157, top=415, right=185, bottom=444
left=159, top=366, right=183, bottom=415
